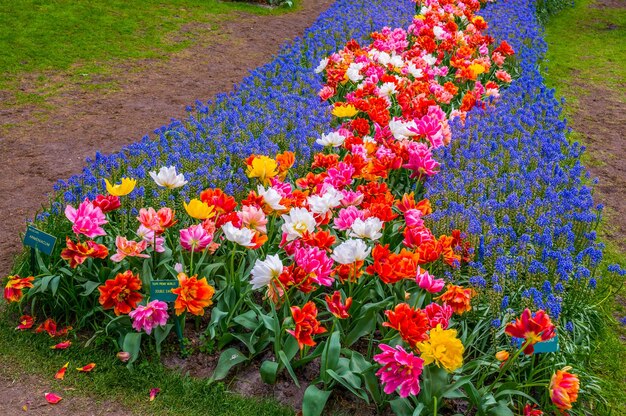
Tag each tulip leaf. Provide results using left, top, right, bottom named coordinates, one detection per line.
left=233, top=310, right=259, bottom=330
left=210, top=348, right=247, bottom=382
left=81, top=280, right=102, bottom=296
left=302, top=385, right=332, bottom=416
left=321, top=331, right=341, bottom=381
left=153, top=324, right=173, bottom=356
left=278, top=350, right=300, bottom=387
left=487, top=401, right=514, bottom=416
left=326, top=369, right=367, bottom=402
left=390, top=398, right=413, bottom=415
left=122, top=332, right=142, bottom=366
left=260, top=360, right=279, bottom=385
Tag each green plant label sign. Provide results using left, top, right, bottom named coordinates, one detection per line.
left=23, top=226, right=57, bottom=256
left=150, top=280, right=179, bottom=303
left=534, top=336, right=559, bottom=354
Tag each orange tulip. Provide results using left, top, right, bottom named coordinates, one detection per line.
left=172, top=273, right=215, bottom=316
left=549, top=366, right=579, bottom=411
left=436, top=284, right=475, bottom=315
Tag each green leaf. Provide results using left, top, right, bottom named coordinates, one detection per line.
left=326, top=369, right=367, bottom=402
left=81, top=280, right=101, bottom=296
left=345, top=314, right=376, bottom=346
left=390, top=398, right=413, bottom=416
left=278, top=350, right=300, bottom=387
left=412, top=403, right=425, bottom=416
left=487, top=401, right=514, bottom=416
left=122, top=332, right=142, bottom=366
left=283, top=333, right=300, bottom=361
left=153, top=324, right=173, bottom=356
left=441, top=375, right=472, bottom=399
left=321, top=331, right=341, bottom=383
left=200, top=262, right=225, bottom=278
left=210, top=348, right=247, bottom=382
left=302, top=385, right=332, bottom=416
left=49, top=275, right=61, bottom=296
left=260, top=360, right=279, bottom=384
left=233, top=310, right=259, bottom=330
left=142, top=259, right=153, bottom=288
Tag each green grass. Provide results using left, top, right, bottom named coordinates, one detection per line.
left=542, top=0, right=626, bottom=413
left=0, top=0, right=299, bottom=103
left=0, top=0, right=296, bottom=76
left=543, top=0, right=626, bottom=102
left=0, top=310, right=291, bottom=416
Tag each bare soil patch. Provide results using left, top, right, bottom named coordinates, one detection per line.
left=0, top=0, right=334, bottom=277
left=568, top=84, right=626, bottom=251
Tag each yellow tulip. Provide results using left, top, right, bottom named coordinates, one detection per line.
left=184, top=199, right=215, bottom=220
left=468, top=63, right=486, bottom=79
left=104, top=178, right=137, bottom=196
left=415, top=325, right=465, bottom=372
left=246, top=155, right=278, bottom=185
left=331, top=104, right=358, bottom=118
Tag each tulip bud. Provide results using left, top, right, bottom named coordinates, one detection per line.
left=117, top=351, right=131, bottom=362
left=495, top=350, right=510, bottom=361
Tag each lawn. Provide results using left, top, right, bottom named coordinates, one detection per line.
left=0, top=0, right=296, bottom=76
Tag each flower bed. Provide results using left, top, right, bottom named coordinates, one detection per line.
left=4, top=0, right=624, bottom=415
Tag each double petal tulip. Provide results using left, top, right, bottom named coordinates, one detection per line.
left=325, top=291, right=352, bottom=319
left=129, top=300, right=169, bottom=334
left=549, top=366, right=579, bottom=411
left=172, top=273, right=215, bottom=316
left=98, top=271, right=143, bottom=315
left=287, top=301, right=326, bottom=349
left=61, top=237, right=109, bottom=268
left=180, top=224, right=213, bottom=252
left=374, top=344, right=424, bottom=398
left=110, top=236, right=150, bottom=262
left=246, top=155, right=279, bottom=185
left=65, top=199, right=107, bottom=238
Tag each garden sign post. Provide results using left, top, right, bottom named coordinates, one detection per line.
left=23, top=225, right=57, bottom=274
left=150, top=280, right=185, bottom=350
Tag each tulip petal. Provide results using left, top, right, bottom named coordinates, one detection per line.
left=44, top=392, right=62, bottom=404
left=50, top=340, right=71, bottom=350
left=15, top=315, right=34, bottom=330
left=149, top=388, right=160, bottom=401
left=54, top=362, right=69, bottom=380
left=76, top=363, right=96, bottom=372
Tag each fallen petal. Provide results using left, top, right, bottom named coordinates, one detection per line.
left=15, top=315, right=34, bottom=330
left=50, top=341, right=71, bottom=350
left=44, top=392, right=62, bottom=404
left=54, top=362, right=69, bottom=380
left=76, top=363, right=96, bottom=372
left=149, top=388, right=160, bottom=401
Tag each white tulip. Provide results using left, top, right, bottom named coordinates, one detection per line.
left=149, top=166, right=187, bottom=189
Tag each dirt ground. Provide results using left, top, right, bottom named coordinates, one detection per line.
left=0, top=2, right=333, bottom=415
left=570, top=84, right=626, bottom=252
